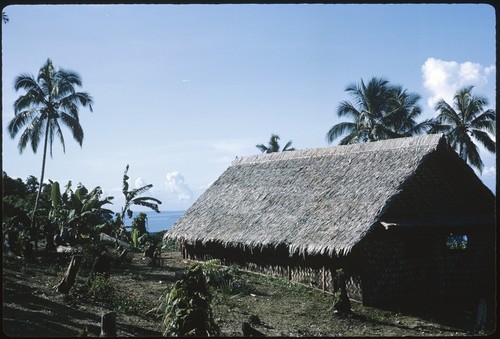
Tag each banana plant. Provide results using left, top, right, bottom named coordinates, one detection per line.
left=118, top=165, right=162, bottom=229
left=49, top=180, right=115, bottom=242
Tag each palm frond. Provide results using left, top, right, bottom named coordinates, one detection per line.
left=463, top=136, right=483, bottom=173
left=336, top=101, right=361, bottom=119
left=13, top=74, right=39, bottom=91
left=338, top=129, right=361, bottom=145
left=60, top=112, right=84, bottom=146
left=282, top=140, right=295, bottom=152
left=130, top=184, right=154, bottom=197
left=7, top=109, right=37, bottom=137
left=326, top=121, right=356, bottom=144
left=256, top=144, right=268, bottom=153
left=57, top=69, right=83, bottom=87
left=406, top=119, right=435, bottom=136
left=132, top=197, right=161, bottom=213
left=18, top=127, right=32, bottom=154
left=132, top=196, right=163, bottom=204
left=29, top=117, right=45, bottom=153
left=60, top=92, right=94, bottom=113
left=50, top=119, right=66, bottom=155
left=13, top=92, right=40, bottom=113
left=471, top=130, right=496, bottom=154
left=470, top=110, right=496, bottom=134
left=434, top=100, right=461, bottom=126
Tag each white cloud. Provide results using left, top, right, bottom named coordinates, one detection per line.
left=422, top=58, right=495, bottom=109
left=134, top=177, right=145, bottom=188
left=482, top=166, right=496, bottom=177
left=164, top=171, right=193, bottom=202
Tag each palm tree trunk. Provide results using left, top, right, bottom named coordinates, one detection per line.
left=30, top=120, right=50, bottom=252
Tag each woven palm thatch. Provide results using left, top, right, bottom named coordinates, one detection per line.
left=166, top=134, right=461, bottom=257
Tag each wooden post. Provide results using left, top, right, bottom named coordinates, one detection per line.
left=54, top=254, right=82, bottom=294
left=322, top=266, right=326, bottom=293
left=100, top=311, right=116, bottom=337
left=287, top=265, right=292, bottom=281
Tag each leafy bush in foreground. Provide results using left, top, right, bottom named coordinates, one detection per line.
left=160, top=263, right=220, bottom=337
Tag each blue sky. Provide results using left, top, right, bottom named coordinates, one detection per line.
left=2, top=4, right=496, bottom=212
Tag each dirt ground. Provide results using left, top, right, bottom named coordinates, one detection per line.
left=2, top=247, right=491, bottom=337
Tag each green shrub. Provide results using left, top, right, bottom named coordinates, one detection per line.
left=86, top=275, right=149, bottom=316
left=160, top=263, right=220, bottom=336
left=88, top=275, right=116, bottom=304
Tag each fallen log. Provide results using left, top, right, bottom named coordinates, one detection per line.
left=99, top=233, right=130, bottom=248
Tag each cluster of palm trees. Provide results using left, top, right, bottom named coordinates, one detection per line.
left=325, top=77, right=495, bottom=173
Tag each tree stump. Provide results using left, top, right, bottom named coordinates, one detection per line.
left=54, top=254, right=82, bottom=294
left=100, top=311, right=116, bottom=337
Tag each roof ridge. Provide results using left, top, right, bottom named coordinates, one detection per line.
left=233, top=134, right=444, bottom=166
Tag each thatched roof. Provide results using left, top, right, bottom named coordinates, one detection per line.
left=166, top=134, right=492, bottom=257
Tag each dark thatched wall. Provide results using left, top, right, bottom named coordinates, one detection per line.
left=383, top=147, right=495, bottom=219
left=360, top=228, right=495, bottom=309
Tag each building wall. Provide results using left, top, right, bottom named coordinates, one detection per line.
left=184, top=240, right=364, bottom=299
left=360, top=229, right=495, bottom=310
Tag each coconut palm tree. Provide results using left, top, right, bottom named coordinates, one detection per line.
left=428, top=86, right=496, bottom=173
left=256, top=134, right=295, bottom=153
left=7, top=58, right=93, bottom=245
left=326, top=77, right=430, bottom=145
left=385, top=85, right=433, bottom=137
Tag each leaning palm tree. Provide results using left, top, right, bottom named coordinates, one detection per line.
left=7, top=58, right=93, bottom=246
left=326, top=77, right=431, bottom=145
left=256, top=134, right=295, bottom=153
left=428, top=86, right=496, bottom=173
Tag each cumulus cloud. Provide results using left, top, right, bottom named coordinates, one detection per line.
left=422, top=57, right=495, bottom=109
left=164, top=171, right=193, bottom=202
left=482, top=166, right=496, bottom=177
left=134, top=177, right=145, bottom=188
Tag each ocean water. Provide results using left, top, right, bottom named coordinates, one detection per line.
left=139, top=210, right=186, bottom=233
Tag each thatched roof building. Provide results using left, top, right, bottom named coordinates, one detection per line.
left=166, top=134, right=495, bottom=309
left=167, top=134, right=493, bottom=254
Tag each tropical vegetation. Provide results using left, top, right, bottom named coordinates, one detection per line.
left=326, top=77, right=433, bottom=145
left=7, top=59, right=94, bottom=248
left=427, top=86, right=496, bottom=173
left=256, top=134, right=296, bottom=153
left=160, top=263, right=220, bottom=336
left=3, top=57, right=496, bottom=335
left=117, top=165, right=162, bottom=242
left=325, top=77, right=495, bottom=174
left=2, top=168, right=161, bottom=257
